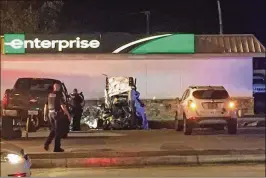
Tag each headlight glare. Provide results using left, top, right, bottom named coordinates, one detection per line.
left=1, top=152, right=23, bottom=164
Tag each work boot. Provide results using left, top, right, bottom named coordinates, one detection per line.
left=44, top=144, right=49, bottom=151
left=54, top=148, right=64, bottom=152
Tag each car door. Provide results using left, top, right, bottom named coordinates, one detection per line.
left=177, top=89, right=189, bottom=120
left=181, top=89, right=191, bottom=114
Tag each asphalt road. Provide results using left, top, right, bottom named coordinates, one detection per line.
left=6, top=127, right=265, bottom=153
left=32, top=164, right=265, bottom=177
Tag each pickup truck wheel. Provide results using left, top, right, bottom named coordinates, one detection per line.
left=1, top=116, right=22, bottom=139
left=227, top=118, right=237, bottom=134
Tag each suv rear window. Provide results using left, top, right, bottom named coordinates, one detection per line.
left=14, top=78, right=59, bottom=91
left=192, top=90, right=229, bottom=100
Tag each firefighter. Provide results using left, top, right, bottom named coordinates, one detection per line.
left=70, top=89, right=84, bottom=131
left=43, top=83, right=71, bottom=152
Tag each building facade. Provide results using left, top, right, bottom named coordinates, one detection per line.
left=1, top=33, right=265, bottom=119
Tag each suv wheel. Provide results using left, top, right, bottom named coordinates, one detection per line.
left=183, top=115, right=193, bottom=135
left=227, top=118, right=237, bottom=134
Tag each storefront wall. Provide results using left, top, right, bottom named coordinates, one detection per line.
left=1, top=54, right=253, bottom=99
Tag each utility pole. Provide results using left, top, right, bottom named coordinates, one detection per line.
left=144, top=11, right=150, bottom=35
left=217, top=0, right=223, bottom=34
left=127, top=11, right=151, bottom=35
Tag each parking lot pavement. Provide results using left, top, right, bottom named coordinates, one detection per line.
left=32, top=164, right=265, bottom=177
left=6, top=127, right=265, bottom=154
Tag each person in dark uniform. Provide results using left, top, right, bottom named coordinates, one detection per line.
left=70, top=88, right=84, bottom=131
left=43, top=83, right=71, bottom=152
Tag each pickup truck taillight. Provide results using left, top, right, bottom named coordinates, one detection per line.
left=2, top=93, right=8, bottom=108
left=227, top=101, right=236, bottom=110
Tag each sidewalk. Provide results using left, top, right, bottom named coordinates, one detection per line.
left=8, top=128, right=264, bottom=154
left=5, top=127, right=265, bottom=168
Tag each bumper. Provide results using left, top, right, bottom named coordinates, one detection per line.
left=2, top=109, right=43, bottom=118
left=186, top=109, right=238, bottom=120
left=2, top=109, right=18, bottom=117
left=187, top=116, right=235, bottom=126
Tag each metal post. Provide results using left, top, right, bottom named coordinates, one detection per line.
left=25, top=116, right=30, bottom=139
left=144, top=11, right=150, bottom=35
left=145, top=62, right=148, bottom=99
left=217, top=0, right=223, bottom=34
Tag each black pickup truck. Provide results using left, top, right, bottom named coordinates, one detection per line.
left=1, top=78, right=70, bottom=137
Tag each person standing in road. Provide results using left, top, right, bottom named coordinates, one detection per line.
left=70, top=88, right=84, bottom=131
left=43, top=83, right=71, bottom=152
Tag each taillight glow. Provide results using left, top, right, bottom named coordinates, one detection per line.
left=188, top=100, right=197, bottom=110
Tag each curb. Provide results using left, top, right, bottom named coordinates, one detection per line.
left=30, top=154, right=265, bottom=168
left=28, top=149, right=265, bottom=159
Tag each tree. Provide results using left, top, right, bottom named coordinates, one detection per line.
left=38, top=1, right=64, bottom=33
left=0, top=1, right=63, bottom=34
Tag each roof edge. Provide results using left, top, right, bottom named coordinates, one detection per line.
left=1, top=53, right=263, bottom=59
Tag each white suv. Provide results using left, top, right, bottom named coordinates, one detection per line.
left=175, top=86, right=238, bottom=135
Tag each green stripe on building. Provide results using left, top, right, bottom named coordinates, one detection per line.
left=130, top=34, right=195, bottom=54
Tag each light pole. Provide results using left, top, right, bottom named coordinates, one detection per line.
left=217, top=0, right=223, bottom=34
left=143, top=11, right=150, bottom=35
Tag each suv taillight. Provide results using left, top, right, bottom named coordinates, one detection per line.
left=188, top=100, right=197, bottom=110
left=2, top=93, right=8, bottom=108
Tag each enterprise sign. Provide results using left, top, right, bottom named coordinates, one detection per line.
left=1, top=33, right=196, bottom=54
left=3, top=34, right=101, bottom=54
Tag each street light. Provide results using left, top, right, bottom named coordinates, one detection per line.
left=143, top=11, right=150, bottom=35
left=217, top=0, right=223, bottom=34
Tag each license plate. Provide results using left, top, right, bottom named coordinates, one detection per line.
left=28, top=110, right=38, bottom=115
left=208, top=103, right=218, bottom=109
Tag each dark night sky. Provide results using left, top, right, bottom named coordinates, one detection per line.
left=58, top=0, right=265, bottom=45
